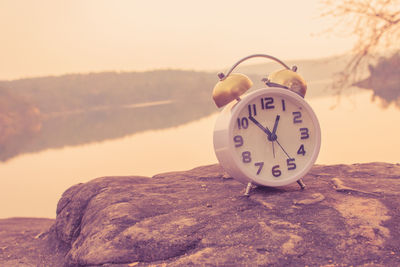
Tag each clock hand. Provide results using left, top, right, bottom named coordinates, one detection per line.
left=248, top=116, right=272, bottom=138
left=276, top=139, right=291, bottom=159
left=271, top=115, right=280, bottom=138
left=269, top=115, right=281, bottom=158
left=272, top=141, right=275, bottom=158
left=248, top=116, right=280, bottom=159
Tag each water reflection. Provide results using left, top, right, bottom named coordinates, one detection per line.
left=0, top=114, right=218, bottom=218
left=21, top=100, right=215, bottom=158
left=0, top=70, right=218, bottom=161
left=313, top=89, right=399, bottom=164
left=0, top=89, right=399, bottom=218
left=355, top=53, right=400, bottom=108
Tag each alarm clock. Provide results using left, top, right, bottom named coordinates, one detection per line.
left=212, top=54, right=321, bottom=194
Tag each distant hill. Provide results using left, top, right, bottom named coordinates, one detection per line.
left=0, top=70, right=218, bottom=113
left=233, top=55, right=347, bottom=80
left=0, top=70, right=220, bottom=161
left=218, top=55, right=350, bottom=98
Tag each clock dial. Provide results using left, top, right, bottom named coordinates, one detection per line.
left=230, top=89, right=320, bottom=185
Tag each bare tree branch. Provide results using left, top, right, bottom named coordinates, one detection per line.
left=320, top=0, right=400, bottom=93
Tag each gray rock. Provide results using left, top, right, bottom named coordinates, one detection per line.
left=2, top=163, right=400, bottom=266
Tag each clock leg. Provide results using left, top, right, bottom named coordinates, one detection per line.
left=297, top=179, right=306, bottom=190
left=244, top=182, right=253, bottom=196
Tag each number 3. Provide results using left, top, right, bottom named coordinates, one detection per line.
left=300, top=128, right=309, bottom=139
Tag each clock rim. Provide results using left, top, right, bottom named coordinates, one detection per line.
left=226, top=87, right=321, bottom=187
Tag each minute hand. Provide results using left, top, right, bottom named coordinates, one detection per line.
left=248, top=116, right=272, bottom=138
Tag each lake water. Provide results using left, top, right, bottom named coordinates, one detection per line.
left=1, top=88, right=399, bottom=218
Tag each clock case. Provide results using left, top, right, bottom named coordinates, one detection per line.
left=212, top=54, right=320, bottom=195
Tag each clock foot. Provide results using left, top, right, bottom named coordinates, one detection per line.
left=297, top=179, right=306, bottom=190
left=244, top=182, right=254, bottom=197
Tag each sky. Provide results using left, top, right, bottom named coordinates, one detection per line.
left=0, top=0, right=354, bottom=80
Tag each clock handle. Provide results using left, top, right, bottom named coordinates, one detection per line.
left=217, top=54, right=293, bottom=81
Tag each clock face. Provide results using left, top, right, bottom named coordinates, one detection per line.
left=229, top=88, right=321, bottom=186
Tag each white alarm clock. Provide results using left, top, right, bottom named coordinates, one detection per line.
left=212, top=54, right=321, bottom=194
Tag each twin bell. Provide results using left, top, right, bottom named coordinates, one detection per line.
left=212, top=59, right=307, bottom=108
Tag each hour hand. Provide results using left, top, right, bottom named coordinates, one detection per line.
left=272, top=115, right=280, bottom=136
left=248, top=116, right=272, bottom=138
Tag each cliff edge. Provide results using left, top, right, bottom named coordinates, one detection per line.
left=1, top=162, right=400, bottom=266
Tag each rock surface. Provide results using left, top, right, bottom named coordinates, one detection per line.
left=2, top=162, right=400, bottom=266
left=0, top=218, right=59, bottom=266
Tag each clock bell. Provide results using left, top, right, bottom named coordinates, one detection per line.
left=212, top=54, right=308, bottom=109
